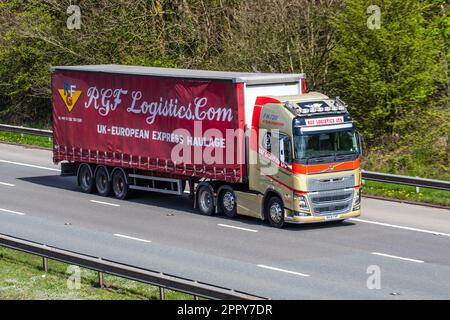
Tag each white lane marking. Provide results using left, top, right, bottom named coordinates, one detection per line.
left=350, top=218, right=450, bottom=237
left=90, top=200, right=120, bottom=207
left=114, top=234, right=152, bottom=243
left=0, top=159, right=60, bottom=172
left=371, top=252, right=425, bottom=264
left=218, top=223, right=258, bottom=233
left=0, top=182, right=15, bottom=187
left=257, top=264, right=310, bottom=277
left=0, top=208, right=25, bottom=216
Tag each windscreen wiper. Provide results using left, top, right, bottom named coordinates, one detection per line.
left=335, top=153, right=356, bottom=161
left=305, top=154, right=335, bottom=164
left=313, top=154, right=336, bottom=159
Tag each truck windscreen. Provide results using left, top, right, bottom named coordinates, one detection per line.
left=293, top=129, right=360, bottom=162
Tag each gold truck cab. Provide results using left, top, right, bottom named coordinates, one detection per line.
left=248, top=92, right=362, bottom=227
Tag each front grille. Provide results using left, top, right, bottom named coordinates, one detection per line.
left=307, top=174, right=355, bottom=192
left=309, top=189, right=354, bottom=216
left=315, top=204, right=348, bottom=214
left=311, top=193, right=351, bottom=204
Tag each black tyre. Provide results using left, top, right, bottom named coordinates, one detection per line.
left=267, top=196, right=285, bottom=228
left=78, top=164, right=95, bottom=193
left=219, top=189, right=237, bottom=218
left=197, top=186, right=215, bottom=216
left=112, top=169, right=131, bottom=200
left=95, top=166, right=111, bottom=196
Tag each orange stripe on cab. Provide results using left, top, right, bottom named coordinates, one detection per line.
left=292, top=159, right=360, bottom=175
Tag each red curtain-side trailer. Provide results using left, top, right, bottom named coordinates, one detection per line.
left=52, top=65, right=304, bottom=184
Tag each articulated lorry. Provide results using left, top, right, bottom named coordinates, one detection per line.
left=52, top=65, right=362, bottom=228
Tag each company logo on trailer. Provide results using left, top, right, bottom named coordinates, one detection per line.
left=83, top=86, right=234, bottom=125
left=58, top=82, right=82, bottom=112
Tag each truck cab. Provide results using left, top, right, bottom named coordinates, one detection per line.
left=247, top=92, right=362, bottom=227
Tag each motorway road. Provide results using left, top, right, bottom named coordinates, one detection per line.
left=1, top=143, right=450, bottom=299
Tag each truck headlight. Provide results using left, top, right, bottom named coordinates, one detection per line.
left=294, top=193, right=310, bottom=212
left=353, top=187, right=361, bottom=210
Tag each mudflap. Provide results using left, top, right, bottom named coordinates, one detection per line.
left=61, top=162, right=78, bottom=176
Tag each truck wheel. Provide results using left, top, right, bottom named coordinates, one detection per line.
left=112, top=169, right=130, bottom=200
left=219, top=189, right=237, bottom=218
left=267, top=196, right=285, bottom=228
left=197, top=186, right=215, bottom=216
left=95, top=166, right=111, bottom=196
left=78, top=164, right=95, bottom=193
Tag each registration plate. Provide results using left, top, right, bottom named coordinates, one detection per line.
left=325, top=214, right=340, bottom=220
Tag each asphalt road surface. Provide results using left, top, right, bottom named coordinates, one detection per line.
left=1, top=143, right=449, bottom=299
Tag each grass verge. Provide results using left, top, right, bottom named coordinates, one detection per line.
left=0, top=247, right=192, bottom=300
left=363, top=180, right=450, bottom=207
left=0, top=130, right=52, bottom=149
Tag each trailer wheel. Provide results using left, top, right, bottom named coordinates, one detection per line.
left=197, top=186, right=215, bottom=216
left=219, top=189, right=237, bottom=218
left=95, top=166, right=111, bottom=196
left=267, top=196, right=285, bottom=228
left=112, top=169, right=130, bottom=200
left=78, top=164, right=95, bottom=193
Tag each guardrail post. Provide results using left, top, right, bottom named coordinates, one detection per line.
left=43, top=257, right=48, bottom=272
left=98, top=271, right=104, bottom=289
left=416, top=177, right=420, bottom=193
left=194, top=295, right=199, bottom=300
left=159, top=287, right=165, bottom=300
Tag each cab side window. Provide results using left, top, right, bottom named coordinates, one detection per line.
left=262, top=132, right=272, bottom=152
left=279, top=134, right=292, bottom=165
left=261, top=131, right=292, bottom=165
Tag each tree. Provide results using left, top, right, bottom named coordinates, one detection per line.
left=329, top=0, right=446, bottom=145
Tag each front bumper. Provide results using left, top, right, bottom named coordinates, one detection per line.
left=285, top=209, right=361, bottom=224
